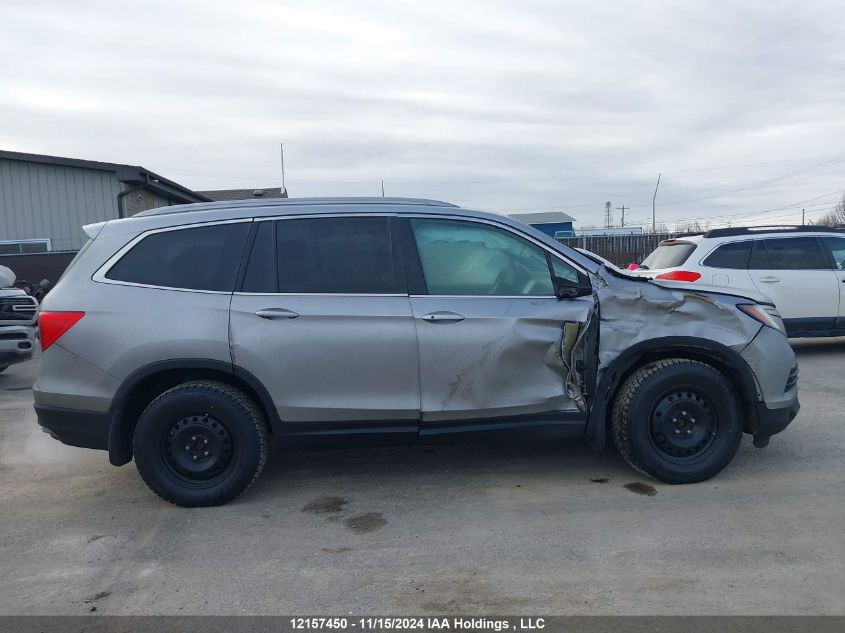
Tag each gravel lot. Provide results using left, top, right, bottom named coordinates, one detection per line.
left=0, top=341, right=843, bottom=615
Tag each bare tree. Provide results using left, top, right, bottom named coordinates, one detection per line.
left=815, top=194, right=845, bottom=227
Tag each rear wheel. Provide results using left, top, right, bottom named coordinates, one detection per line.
left=611, top=359, right=742, bottom=484
left=133, top=381, right=268, bottom=507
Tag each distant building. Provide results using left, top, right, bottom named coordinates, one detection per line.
left=507, top=211, right=576, bottom=238
left=0, top=150, right=208, bottom=253
left=199, top=187, right=288, bottom=202
left=576, top=226, right=644, bottom=237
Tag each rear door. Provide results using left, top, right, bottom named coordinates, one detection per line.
left=820, top=236, right=845, bottom=327
left=229, top=215, right=420, bottom=425
left=699, top=240, right=756, bottom=290
left=748, top=236, right=838, bottom=332
left=401, top=216, right=594, bottom=426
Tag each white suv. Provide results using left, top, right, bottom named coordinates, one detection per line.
left=633, top=226, right=845, bottom=338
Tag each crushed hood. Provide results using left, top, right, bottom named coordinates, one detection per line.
left=650, top=279, right=772, bottom=305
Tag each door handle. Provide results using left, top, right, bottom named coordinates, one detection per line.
left=419, top=311, right=465, bottom=323
left=758, top=276, right=780, bottom=283
left=255, top=308, right=299, bottom=319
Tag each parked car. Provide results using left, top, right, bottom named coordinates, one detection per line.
left=632, top=226, right=845, bottom=337
left=0, top=265, right=39, bottom=373
left=35, top=198, right=799, bottom=506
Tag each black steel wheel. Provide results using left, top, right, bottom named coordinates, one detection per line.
left=162, top=414, right=235, bottom=485
left=611, top=359, right=742, bottom=484
left=133, top=381, right=268, bottom=507
left=649, top=388, right=719, bottom=461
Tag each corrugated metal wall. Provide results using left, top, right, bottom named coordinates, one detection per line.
left=0, top=158, right=122, bottom=251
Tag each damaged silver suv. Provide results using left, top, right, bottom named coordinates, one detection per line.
left=34, top=198, right=800, bottom=506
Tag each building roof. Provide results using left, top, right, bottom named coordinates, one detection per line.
left=0, top=149, right=209, bottom=204
left=508, top=211, right=576, bottom=224
left=198, top=187, right=289, bottom=202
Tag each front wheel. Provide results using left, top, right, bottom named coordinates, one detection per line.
left=133, top=381, right=269, bottom=507
left=611, top=359, right=742, bottom=484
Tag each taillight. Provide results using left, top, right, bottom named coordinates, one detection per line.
left=655, top=271, right=702, bottom=282
left=38, top=311, right=85, bottom=351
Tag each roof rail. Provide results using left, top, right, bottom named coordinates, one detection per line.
left=703, top=225, right=845, bottom=238
left=135, top=196, right=459, bottom=217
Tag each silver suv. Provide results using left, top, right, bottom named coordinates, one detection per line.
left=34, top=198, right=800, bottom=506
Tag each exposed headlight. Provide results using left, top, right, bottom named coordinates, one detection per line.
left=738, top=304, right=787, bottom=336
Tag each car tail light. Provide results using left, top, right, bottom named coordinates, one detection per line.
left=38, top=311, right=85, bottom=351
left=655, top=271, right=702, bottom=282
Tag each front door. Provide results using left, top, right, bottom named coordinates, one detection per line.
left=748, top=236, right=839, bottom=333
left=821, top=236, right=845, bottom=328
left=402, top=217, right=594, bottom=425
left=229, top=216, right=419, bottom=424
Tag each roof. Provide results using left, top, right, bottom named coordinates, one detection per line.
left=0, top=149, right=209, bottom=204
left=133, top=197, right=458, bottom=217
left=99, top=197, right=602, bottom=276
left=199, top=187, right=289, bottom=202
left=508, top=211, right=576, bottom=224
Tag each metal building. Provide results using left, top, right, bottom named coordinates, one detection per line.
left=507, top=211, right=577, bottom=238
left=0, top=150, right=208, bottom=253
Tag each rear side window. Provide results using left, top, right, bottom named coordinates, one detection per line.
left=702, top=241, right=751, bottom=269
left=822, top=237, right=845, bottom=270
left=640, top=241, right=697, bottom=269
left=749, top=237, right=828, bottom=270
left=105, top=222, right=250, bottom=291
left=268, top=217, right=398, bottom=294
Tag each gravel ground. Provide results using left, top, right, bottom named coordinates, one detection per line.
left=0, top=340, right=842, bottom=615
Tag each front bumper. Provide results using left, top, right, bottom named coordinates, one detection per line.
left=0, top=325, right=36, bottom=365
left=35, top=404, right=111, bottom=451
left=752, top=398, right=800, bottom=448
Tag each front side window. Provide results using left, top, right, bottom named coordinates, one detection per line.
left=822, top=236, right=845, bottom=270
left=702, top=241, right=752, bottom=269
left=105, top=222, right=250, bottom=291
left=410, top=219, right=555, bottom=296
left=274, top=217, right=398, bottom=294
left=749, top=237, right=828, bottom=270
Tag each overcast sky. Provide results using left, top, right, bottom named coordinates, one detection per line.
left=2, top=0, right=844, bottom=228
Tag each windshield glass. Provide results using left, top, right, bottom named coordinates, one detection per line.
left=640, top=241, right=697, bottom=269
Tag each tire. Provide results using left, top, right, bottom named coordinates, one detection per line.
left=611, top=359, right=742, bottom=484
left=133, top=381, right=269, bottom=507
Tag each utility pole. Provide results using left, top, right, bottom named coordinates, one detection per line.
left=280, top=143, right=287, bottom=197
left=604, top=201, right=612, bottom=229
left=802, top=208, right=805, bottom=225
left=652, top=173, right=661, bottom=232
left=617, top=205, right=629, bottom=228
left=381, top=179, right=385, bottom=197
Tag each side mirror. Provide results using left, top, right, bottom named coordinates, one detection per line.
left=553, top=276, right=592, bottom=300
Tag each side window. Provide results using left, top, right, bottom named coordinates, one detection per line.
left=822, top=237, right=845, bottom=270
left=551, top=256, right=580, bottom=284
left=410, top=219, right=555, bottom=296
left=702, top=241, right=751, bottom=269
left=275, top=217, right=398, bottom=294
left=105, top=222, right=250, bottom=291
left=241, top=221, right=276, bottom=293
left=749, top=237, right=828, bottom=271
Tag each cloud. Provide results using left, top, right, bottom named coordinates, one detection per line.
left=1, top=0, right=843, bottom=228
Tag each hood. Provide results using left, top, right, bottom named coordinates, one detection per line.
left=650, top=279, right=772, bottom=305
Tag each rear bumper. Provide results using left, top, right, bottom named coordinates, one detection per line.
left=752, top=398, right=800, bottom=448
left=35, top=404, right=110, bottom=451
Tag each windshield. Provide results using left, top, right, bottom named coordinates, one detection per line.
left=640, top=241, right=697, bottom=269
